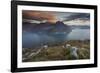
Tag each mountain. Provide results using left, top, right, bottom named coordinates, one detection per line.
left=54, top=21, right=70, bottom=32
left=70, top=25, right=90, bottom=29
left=23, top=21, right=71, bottom=34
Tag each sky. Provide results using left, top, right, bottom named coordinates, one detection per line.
left=22, top=10, right=90, bottom=26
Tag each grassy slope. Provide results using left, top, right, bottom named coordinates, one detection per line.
left=22, top=40, right=90, bottom=62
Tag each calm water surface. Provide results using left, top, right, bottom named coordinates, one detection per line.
left=22, top=28, right=90, bottom=48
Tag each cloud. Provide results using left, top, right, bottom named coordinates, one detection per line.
left=63, top=13, right=90, bottom=25
left=63, top=13, right=90, bottom=21
left=22, top=10, right=90, bottom=25
left=22, top=10, right=57, bottom=23
left=64, top=19, right=90, bottom=25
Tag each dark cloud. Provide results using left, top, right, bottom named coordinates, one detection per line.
left=63, top=13, right=90, bottom=21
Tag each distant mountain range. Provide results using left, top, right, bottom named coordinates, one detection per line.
left=23, top=21, right=71, bottom=34
left=70, top=25, right=90, bottom=29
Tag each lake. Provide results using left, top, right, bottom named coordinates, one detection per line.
left=22, top=28, right=90, bottom=48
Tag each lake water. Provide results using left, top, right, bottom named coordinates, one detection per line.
left=67, top=28, right=90, bottom=40
left=22, top=28, right=90, bottom=48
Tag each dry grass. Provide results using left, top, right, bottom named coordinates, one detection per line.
left=22, top=40, right=90, bottom=62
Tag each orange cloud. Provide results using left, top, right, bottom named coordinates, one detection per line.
left=22, top=11, right=57, bottom=23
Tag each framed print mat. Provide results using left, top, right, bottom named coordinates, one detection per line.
left=11, top=1, right=97, bottom=72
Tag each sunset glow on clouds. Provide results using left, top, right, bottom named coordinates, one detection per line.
left=23, top=11, right=57, bottom=23
left=22, top=10, right=90, bottom=26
